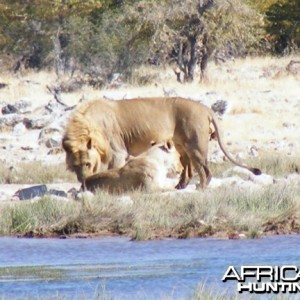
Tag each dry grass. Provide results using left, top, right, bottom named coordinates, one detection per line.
left=209, top=154, right=300, bottom=177
left=1, top=179, right=300, bottom=240
left=0, top=161, right=76, bottom=184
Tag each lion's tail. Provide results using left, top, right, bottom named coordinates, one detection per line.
left=210, top=114, right=261, bottom=176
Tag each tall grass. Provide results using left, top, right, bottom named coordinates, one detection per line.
left=1, top=181, right=299, bottom=239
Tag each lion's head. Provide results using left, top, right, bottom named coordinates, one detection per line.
left=84, top=139, right=180, bottom=194
left=62, top=106, right=111, bottom=184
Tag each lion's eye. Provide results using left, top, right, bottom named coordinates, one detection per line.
left=85, top=162, right=91, bottom=169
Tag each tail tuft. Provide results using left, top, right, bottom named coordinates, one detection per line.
left=251, top=168, right=262, bottom=176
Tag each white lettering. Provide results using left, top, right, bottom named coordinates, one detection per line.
left=238, top=282, right=253, bottom=293
left=224, top=266, right=300, bottom=294
left=282, top=266, right=299, bottom=282
left=240, top=266, right=257, bottom=281
left=257, top=266, right=273, bottom=282
left=222, top=266, right=241, bottom=282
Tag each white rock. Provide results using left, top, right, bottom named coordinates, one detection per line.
left=76, top=190, right=94, bottom=200
left=13, top=123, right=27, bottom=135
left=251, top=173, right=274, bottom=185
left=45, top=132, right=62, bottom=148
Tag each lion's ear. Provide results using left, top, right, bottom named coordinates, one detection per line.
left=86, top=138, right=93, bottom=150
left=62, top=138, right=71, bottom=152
left=165, top=140, right=173, bottom=151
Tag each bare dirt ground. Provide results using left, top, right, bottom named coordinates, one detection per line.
left=0, top=56, right=300, bottom=200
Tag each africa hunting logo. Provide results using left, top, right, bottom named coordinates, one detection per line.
left=223, top=266, right=300, bottom=293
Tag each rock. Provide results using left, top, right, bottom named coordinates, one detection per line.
left=13, top=123, right=27, bottom=135
left=1, top=100, right=32, bottom=115
left=15, top=184, right=48, bottom=200
left=23, top=115, right=54, bottom=129
left=0, top=83, right=8, bottom=89
left=286, top=60, right=300, bottom=76
left=1, top=104, right=17, bottom=114
left=48, top=189, right=68, bottom=198
left=211, top=100, right=228, bottom=116
left=239, top=233, right=247, bottom=239
left=251, top=173, right=274, bottom=185
left=282, top=122, right=295, bottom=128
left=45, top=132, right=62, bottom=148
left=76, top=190, right=94, bottom=200
left=0, top=114, right=23, bottom=128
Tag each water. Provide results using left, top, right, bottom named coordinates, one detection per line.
left=0, top=235, right=300, bottom=299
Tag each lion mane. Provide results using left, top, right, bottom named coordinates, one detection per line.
left=62, top=103, right=111, bottom=179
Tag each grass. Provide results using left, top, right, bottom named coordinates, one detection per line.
left=0, top=265, right=64, bottom=281
left=0, top=179, right=299, bottom=240
left=0, top=281, right=296, bottom=300
left=0, top=161, right=76, bottom=184
left=209, top=154, right=300, bottom=177
left=0, top=153, right=299, bottom=185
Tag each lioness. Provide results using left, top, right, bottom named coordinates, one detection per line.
left=84, top=140, right=177, bottom=194
left=62, top=97, right=261, bottom=189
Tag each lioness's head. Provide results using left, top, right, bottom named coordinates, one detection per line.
left=62, top=136, right=109, bottom=185
left=148, top=140, right=180, bottom=176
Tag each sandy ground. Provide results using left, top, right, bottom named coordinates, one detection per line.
left=0, top=56, right=299, bottom=200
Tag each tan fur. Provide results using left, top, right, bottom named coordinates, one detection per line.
left=85, top=140, right=178, bottom=194
left=63, top=97, right=261, bottom=189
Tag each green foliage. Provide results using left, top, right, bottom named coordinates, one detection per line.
left=0, top=0, right=108, bottom=69
left=246, top=0, right=278, bottom=12
left=204, top=0, right=264, bottom=56
left=106, top=0, right=264, bottom=80
left=265, top=0, right=300, bottom=54
left=1, top=0, right=296, bottom=81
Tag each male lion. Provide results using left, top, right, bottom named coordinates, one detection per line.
left=84, top=140, right=178, bottom=194
left=62, top=97, right=261, bottom=189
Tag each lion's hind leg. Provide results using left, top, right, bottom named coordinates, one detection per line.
left=186, top=146, right=212, bottom=190
left=175, top=151, right=193, bottom=189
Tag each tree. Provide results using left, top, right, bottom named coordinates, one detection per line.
left=0, top=0, right=264, bottom=83
left=111, top=0, right=263, bottom=82
left=265, top=0, right=300, bottom=54
left=0, top=1, right=107, bottom=72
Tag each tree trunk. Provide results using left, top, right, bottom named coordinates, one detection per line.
left=186, top=36, right=197, bottom=82
left=53, top=27, right=64, bottom=78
